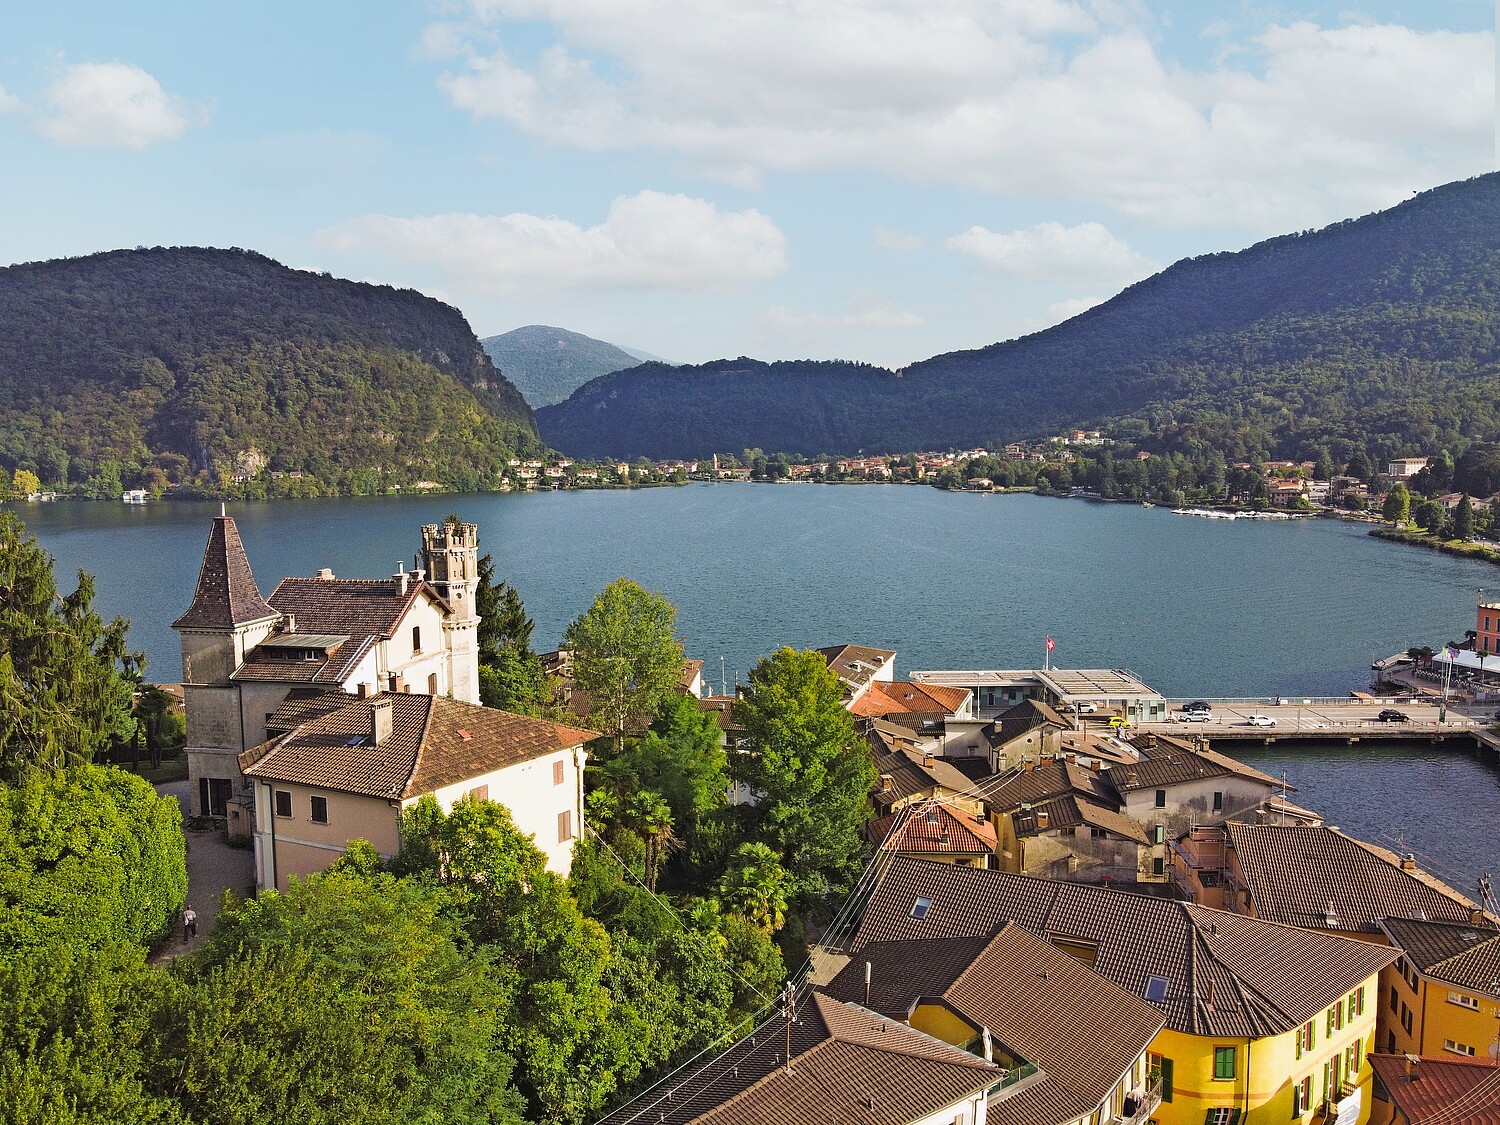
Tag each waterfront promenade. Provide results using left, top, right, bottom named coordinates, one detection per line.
left=1129, top=697, right=1484, bottom=742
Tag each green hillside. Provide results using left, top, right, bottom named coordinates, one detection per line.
left=481, top=324, right=657, bottom=408
left=538, top=173, right=1500, bottom=464
left=0, top=247, right=542, bottom=497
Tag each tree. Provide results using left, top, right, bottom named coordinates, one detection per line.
left=718, top=842, right=791, bottom=932
left=564, top=580, right=685, bottom=746
left=159, top=867, right=527, bottom=1125
left=618, top=695, right=728, bottom=846
left=1382, top=483, right=1411, bottom=524
left=0, top=514, right=141, bottom=781
left=1453, top=494, right=1476, bottom=540
left=628, top=790, right=677, bottom=892
left=732, top=648, right=876, bottom=903
left=1415, top=498, right=1448, bottom=535
left=476, top=552, right=535, bottom=665
left=0, top=765, right=186, bottom=953
left=11, top=469, right=40, bottom=499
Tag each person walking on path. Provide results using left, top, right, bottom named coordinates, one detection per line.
left=182, top=904, right=198, bottom=943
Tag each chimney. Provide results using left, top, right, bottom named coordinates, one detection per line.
left=1401, top=853, right=1418, bottom=871
left=356, top=682, right=371, bottom=700
left=922, top=752, right=935, bottom=770
left=864, top=960, right=872, bottom=1007
left=1324, top=901, right=1341, bottom=928
left=393, top=561, right=408, bottom=597
left=1089, top=759, right=1102, bottom=773
left=372, top=698, right=394, bottom=745
left=283, top=613, right=296, bottom=633
left=880, top=774, right=894, bottom=792
left=1405, top=1053, right=1420, bottom=1081
left=316, top=567, right=335, bottom=580
left=981, top=1026, right=993, bottom=1063
left=1037, top=810, right=1050, bottom=829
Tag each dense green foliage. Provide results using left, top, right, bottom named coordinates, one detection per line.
left=0, top=765, right=186, bottom=952
left=481, top=325, right=648, bottom=408
left=564, top=579, right=686, bottom=744
left=731, top=648, right=876, bottom=905
left=0, top=247, right=542, bottom=497
left=540, top=174, right=1500, bottom=465
left=0, top=514, right=140, bottom=779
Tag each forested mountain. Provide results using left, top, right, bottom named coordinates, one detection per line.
left=481, top=325, right=661, bottom=408
left=0, top=247, right=542, bottom=497
left=538, top=173, right=1500, bottom=464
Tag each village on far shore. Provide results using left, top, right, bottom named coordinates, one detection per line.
left=157, top=507, right=1500, bottom=1125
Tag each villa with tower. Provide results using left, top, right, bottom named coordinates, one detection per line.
left=172, top=513, right=483, bottom=821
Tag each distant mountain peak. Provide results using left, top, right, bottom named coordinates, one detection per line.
left=481, top=325, right=670, bottom=407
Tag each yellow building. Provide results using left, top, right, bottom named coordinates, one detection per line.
left=846, top=856, right=1401, bottom=1125
left=1377, top=917, right=1500, bottom=1061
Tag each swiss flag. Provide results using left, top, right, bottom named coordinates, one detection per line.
left=1045, top=637, right=1055, bottom=653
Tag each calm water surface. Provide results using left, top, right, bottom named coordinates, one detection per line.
left=15, top=484, right=1500, bottom=888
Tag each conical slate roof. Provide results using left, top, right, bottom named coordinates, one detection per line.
left=172, top=515, right=278, bottom=630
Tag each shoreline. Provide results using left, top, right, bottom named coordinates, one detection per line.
left=1370, top=526, right=1500, bottom=568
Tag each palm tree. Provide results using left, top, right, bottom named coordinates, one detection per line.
left=630, top=789, right=677, bottom=892
left=719, top=842, right=791, bottom=932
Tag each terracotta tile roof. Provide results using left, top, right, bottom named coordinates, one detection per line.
left=988, top=699, right=1067, bottom=746
left=267, top=575, right=445, bottom=639
left=975, top=760, right=1115, bottom=811
left=863, top=681, right=970, bottom=715
left=1369, top=1054, right=1500, bottom=1124
left=1380, top=917, right=1500, bottom=993
left=1107, top=737, right=1281, bottom=793
left=231, top=632, right=379, bottom=686
left=1224, top=822, right=1481, bottom=935
left=828, top=924, right=1166, bottom=1125
left=596, top=992, right=1000, bottom=1125
left=871, top=743, right=975, bottom=809
left=239, top=693, right=596, bottom=799
left=869, top=802, right=997, bottom=856
left=172, top=515, right=279, bottom=630
left=1013, top=794, right=1150, bottom=846
left=850, top=856, right=1399, bottom=1040
left=264, top=692, right=360, bottom=735
left=817, top=644, right=897, bottom=694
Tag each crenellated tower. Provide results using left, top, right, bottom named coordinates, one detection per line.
left=421, top=520, right=481, bottom=704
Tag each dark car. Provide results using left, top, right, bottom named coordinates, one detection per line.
left=1183, top=700, right=1211, bottom=713
left=1377, top=708, right=1409, bottom=722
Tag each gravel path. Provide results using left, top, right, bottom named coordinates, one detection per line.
left=152, top=780, right=256, bottom=960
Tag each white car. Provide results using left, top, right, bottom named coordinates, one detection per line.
left=1181, top=710, right=1212, bottom=722
left=1245, top=714, right=1277, bottom=727
left=1075, top=701, right=1099, bottom=714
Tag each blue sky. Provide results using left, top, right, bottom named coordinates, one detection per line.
left=1, top=1, right=1494, bottom=367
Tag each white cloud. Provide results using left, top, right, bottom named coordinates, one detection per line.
left=317, top=190, right=787, bottom=297
left=873, top=227, right=923, bottom=252
left=429, top=4, right=1492, bottom=231
left=0, top=85, right=19, bottom=113
left=759, top=293, right=924, bottom=333
left=946, top=220, right=1159, bottom=284
left=35, top=61, right=200, bottom=149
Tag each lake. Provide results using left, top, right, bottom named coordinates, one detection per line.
left=13, top=483, right=1500, bottom=891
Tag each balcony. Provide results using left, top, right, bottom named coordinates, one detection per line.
left=1115, top=1077, right=1163, bottom=1125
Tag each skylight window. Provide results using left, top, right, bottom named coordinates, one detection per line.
left=345, top=736, right=365, bottom=747
left=910, top=896, right=932, bottom=920
left=1145, top=976, right=1169, bottom=1003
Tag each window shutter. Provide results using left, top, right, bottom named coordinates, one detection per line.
left=1160, top=1058, right=1173, bottom=1102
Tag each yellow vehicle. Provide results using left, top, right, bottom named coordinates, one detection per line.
left=1108, top=715, right=1130, bottom=730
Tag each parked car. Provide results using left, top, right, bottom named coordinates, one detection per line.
left=1245, top=714, right=1277, bottom=727
left=1377, top=708, right=1409, bottom=722
left=1182, top=710, right=1212, bottom=722
left=1108, top=715, right=1130, bottom=729
left=1073, top=701, right=1099, bottom=714
left=1183, top=700, right=1211, bottom=713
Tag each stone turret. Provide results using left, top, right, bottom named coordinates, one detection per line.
left=172, top=512, right=282, bottom=816
left=420, top=520, right=481, bottom=704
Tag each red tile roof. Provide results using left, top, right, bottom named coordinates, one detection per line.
left=870, top=802, right=997, bottom=856
left=172, top=515, right=278, bottom=630
left=267, top=575, right=445, bottom=639
left=1369, top=1053, right=1500, bottom=1124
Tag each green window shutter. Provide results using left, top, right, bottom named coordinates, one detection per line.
left=1230, top=1111, right=1242, bottom=1125
left=1161, top=1058, right=1173, bottom=1103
